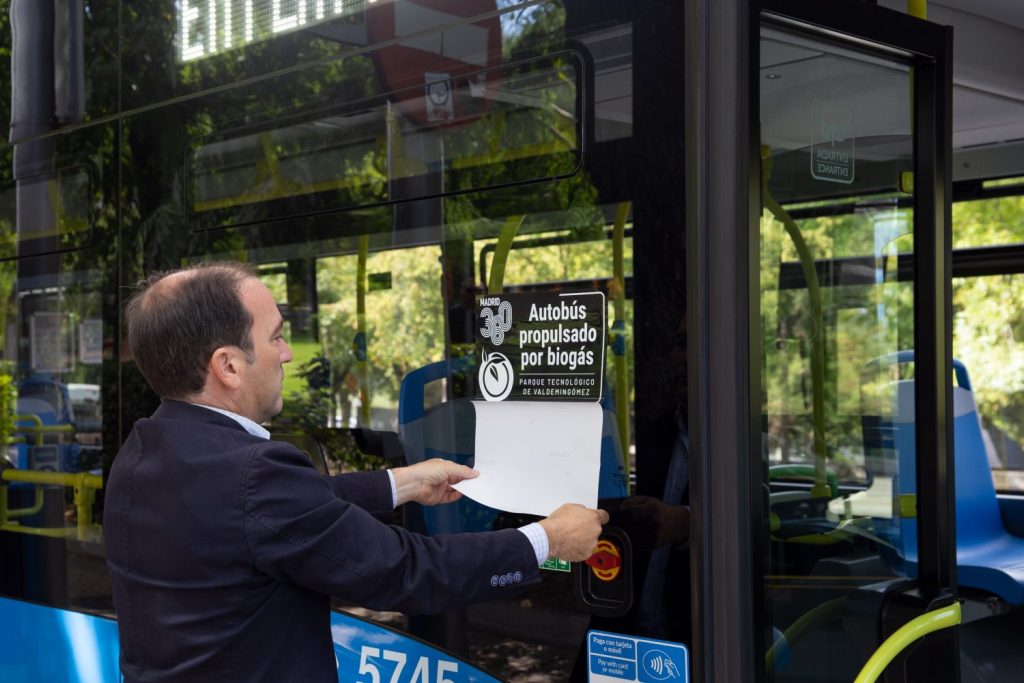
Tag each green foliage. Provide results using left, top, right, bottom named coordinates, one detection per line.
left=953, top=195, right=1024, bottom=248
left=953, top=272, right=1024, bottom=467
left=761, top=201, right=913, bottom=480
left=315, top=245, right=447, bottom=417
left=951, top=195, right=1024, bottom=470
left=275, top=355, right=385, bottom=472
left=0, top=373, right=15, bottom=448
left=762, top=190, right=1024, bottom=486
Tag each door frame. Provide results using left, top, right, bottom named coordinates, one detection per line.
left=685, top=1, right=954, bottom=680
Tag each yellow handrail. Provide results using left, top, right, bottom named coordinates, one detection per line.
left=767, top=597, right=845, bottom=671
left=14, top=413, right=74, bottom=446
left=0, top=469, right=104, bottom=541
left=853, top=602, right=961, bottom=683
left=5, top=487, right=44, bottom=518
left=16, top=413, right=42, bottom=429
left=2, top=469, right=101, bottom=489
left=356, top=234, right=371, bottom=426
left=762, top=146, right=830, bottom=497
left=486, top=215, right=526, bottom=295
left=610, top=201, right=632, bottom=487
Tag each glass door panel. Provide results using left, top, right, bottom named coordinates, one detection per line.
left=759, top=24, right=922, bottom=683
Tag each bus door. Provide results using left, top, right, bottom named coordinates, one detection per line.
left=121, top=2, right=691, bottom=680
left=689, top=1, right=955, bottom=681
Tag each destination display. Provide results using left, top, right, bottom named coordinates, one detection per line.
left=177, top=0, right=375, bottom=62
left=476, top=291, right=605, bottom=402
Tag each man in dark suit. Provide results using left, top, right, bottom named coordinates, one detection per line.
left=104, top=262, right=607, bottom=683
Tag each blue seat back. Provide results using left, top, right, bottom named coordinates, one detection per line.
left=885, top=360, right=1004, bottom=572
left=867, top=355, right=1024, bottom=603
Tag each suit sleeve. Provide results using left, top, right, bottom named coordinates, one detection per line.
left=328, top=470, right=393, bottom=513
left=241, top=443, right=541, bottom=614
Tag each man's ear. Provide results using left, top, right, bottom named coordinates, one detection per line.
left=208, top=346, right=246, bottom=390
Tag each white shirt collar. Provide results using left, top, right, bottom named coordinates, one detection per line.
left=191, top=403, right=271, bottom=440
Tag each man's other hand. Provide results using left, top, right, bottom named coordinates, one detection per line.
left=538, top=504, right=609, bottom=562
left=391, top=458, right=478, bottom=507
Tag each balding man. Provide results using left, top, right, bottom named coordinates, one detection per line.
left=104, top=262, right=607, bottom=683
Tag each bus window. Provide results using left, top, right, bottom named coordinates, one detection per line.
left=479, top=229, right=633, bottom=286
left=953, top=183, right=1024, bottom=248
left=763, top=196, right=913, bottom=484
left=0, top=167, right=95, bottom=259
left=114, top=0, right=686, bottom=676
left=185, top=54, right=580, bottom=231
left=0, top=259, right=111, bottom=613
left=265, top=245, right=448, bottom=436
left=951, top=188, right=1024, bottom=493
left=3, top=0, right=695, bottom=679
left=953, top=273, right=1024, bottom=492
left=0, top=114, right=117, bottom=624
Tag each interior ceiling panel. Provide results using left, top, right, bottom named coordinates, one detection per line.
left=878, top=0, right=1024, bottom=151
left=760, top=33, right=911, bottom=158
left=765, top=2, right=1024, bottom=178
left=934, top=0, right=1024, bottom=31
left=954, top=87, right=1024, bottom=149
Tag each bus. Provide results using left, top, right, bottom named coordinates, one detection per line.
left=1, top=0, right=1024, bottom=681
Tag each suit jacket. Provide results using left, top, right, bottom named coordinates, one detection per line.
left=104, top=400, right=540, bottom=683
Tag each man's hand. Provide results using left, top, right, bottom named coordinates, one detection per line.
left=538, top=504, right=609, bottom=562
left=391, top=458, right=478, bottom=507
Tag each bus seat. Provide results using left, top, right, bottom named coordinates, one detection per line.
left=17, top=397, right=60, bottom=427
left=15, top=390, right=90, bottom=473
left=398, top=358, right=627, bottom=535
left=886, top=361, right=1024, bottom=604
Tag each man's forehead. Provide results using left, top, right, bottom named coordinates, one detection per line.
left=241, top=278, right=282, bottom=318
left=240, top=276, right=272, bottom=300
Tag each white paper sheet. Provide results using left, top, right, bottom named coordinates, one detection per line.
left=453, top=401, right=603, bottom=517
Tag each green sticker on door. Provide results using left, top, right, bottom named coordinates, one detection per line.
left=811, top=99, right=855, bottom=184
left=541, top=558, right=571, bottom=572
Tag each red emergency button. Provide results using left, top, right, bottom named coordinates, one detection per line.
left=586, top=540, right=623, bottom=582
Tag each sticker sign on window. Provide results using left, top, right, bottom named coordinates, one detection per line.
left=810, top=99, right=855, bottom=184
left=476, top=291, right=605, bottom=402
left=588, top=630, right=689, bottom=683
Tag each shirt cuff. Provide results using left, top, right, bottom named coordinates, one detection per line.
left=387, top=469, right=398, bottom=509
left=518, top=522, right=549, bottom=566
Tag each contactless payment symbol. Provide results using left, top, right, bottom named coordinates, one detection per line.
left=479, top=350, right=514, bottom=401
left=642, top=649, right=681, bottom=681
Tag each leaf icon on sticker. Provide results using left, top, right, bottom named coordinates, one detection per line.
left=478, top=351, right=514, bottom=401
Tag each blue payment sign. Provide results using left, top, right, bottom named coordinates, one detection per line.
left=588, top=630, right=688, bottom=683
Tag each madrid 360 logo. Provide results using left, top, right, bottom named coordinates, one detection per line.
left=479, top=299, right=515, bottom=401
